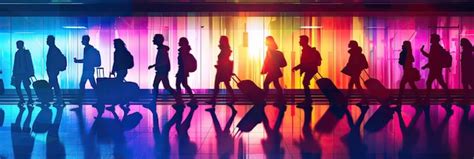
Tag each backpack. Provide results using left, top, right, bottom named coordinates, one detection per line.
left=125, top=52, right=134, bottom=69
left=58, top=53, right=67, bottom=71
left=184, top=53, right=197, bottom=72
left=277, top=51, right=287, bottom=68
left=440, top=49, right=452, bottom=68
left=92, top=48, right=101, bottom=67
left=311, top=47, right=322, bottom=66
left=361, top=53, right=369, bottom=69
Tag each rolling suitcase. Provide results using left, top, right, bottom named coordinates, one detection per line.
left=315, top=105, right=346, bottom=133
left=231, top=74, right=266, bottom=105
left=315, top=73, right=348, bottom=107
left=31, top=77, right=54, bottom=103
left=235, top=104, right=265, bottom=134
left=96, top=67, right=122, bottom=104
left=361, top=70, right=392, bottom=105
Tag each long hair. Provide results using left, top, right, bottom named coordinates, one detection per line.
left=461, top=38, right=473, bottom=52
left=219, top=36, right=231, bottom=50
left=114, top=39, right=128, bottom=51
left=266, top=36, right=278, bottom=50
left=402, top=41, right=412, bottom=55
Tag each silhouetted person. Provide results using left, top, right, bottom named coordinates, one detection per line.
left=110, top=39, right=134, bottom=112
left=261, top=105, right=286, bottom=159
left=292, top=35, right=321, bottom=108
left=262, top=36, right=287, bottom=106
left=146, top=34, right=183, bottom=109
left=293, top=107, right=322, bottom=159
left=175, top=37, right=197, bottom=110
left=207, top=106, right=237, bottom=159
left=206, top=36, right=237, bottom=111
left=397, top=41, right=420, bottom=106
left=342, top=40, right=368, bottom=106
left=46, top=35, right=65, bottom=105
left=74, top=35, right=101, bottom=102
left=421, top=34, right=452, bottom=109
left=11, top=106, right=34, bottom=159
left=47, top=105, right=66, bottom=159
left=12, top=40, right=34, bottom=106
left=395, top=104, right=422, bottom=159
left=342, top=105, right=368, bottom=159
left=460, top=38, right=474, bottom=106
left=111, top=39, right=133, bottom=82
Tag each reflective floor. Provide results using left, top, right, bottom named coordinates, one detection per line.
left=0, top=102, right=473, bottom=159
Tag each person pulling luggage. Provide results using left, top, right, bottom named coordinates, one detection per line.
left=341, top=40, right=369, bottom=107
left=74, top=35, right=101, bottom=103
left=175, top=37, right=198, bottom=110
left=261, top=36, right=287, bottom=107
left=292, top=35, right=322, bottom=109
left=12, top=40, right=35, bottom=106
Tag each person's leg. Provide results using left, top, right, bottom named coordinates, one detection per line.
left=353, top=74, right=367, bottom=104
left=263, top=76, right=272, bottom=96
left=273, top=78, right=284, bottom=104
left=23, top=78, right=33, bottom=104
left=48, top=71, right=62, bottom=103
left=162, top=77, right=182, bottom=104
left=116, top=70, right=127, bottom=81
left=223, top=81, right=235, bottom=105
left=436, top=74, right=452, bottom=102
left=208, top=79, right=220, bottom=104
left=425, top=73, right=435, bottom=104
left=408, top=81, right=420, bottom=104
left=347, top=77, right=355, bottom=99
left=398, top=77, right=408, bottom=104
left=87, top=71, right=97, bottom=89
left=79, top=73, right=87, bottom=99
left=181, top=78, right=196, bottom=102
left=14, top=78, right=24, bottom=104
left=151, top=74, right=160, bottom=104
left=302, top=72, right=315, bottom=103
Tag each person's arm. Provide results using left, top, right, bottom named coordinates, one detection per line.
left=74, top=58, right=84, bottom=63
left=26, top=51, right=34, bottom=77
left=148, top=64, right=156, bottom=70
left=292, top=64, right=301, bottom=72
left=420, top=45, right=429, bottom=57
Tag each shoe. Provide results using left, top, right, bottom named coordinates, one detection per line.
left=356, top=104, right=369, bottom=113
left=392, top=105, right=402, bottom=113
left=188, top=99, right=198, bottom=106
left=441, top=101, right=453, bottom=116
left=143, top=103, right=156, bottom=111
left=187, top=102, right=198, bottom=110
left=27, top=99, right=34, bottom=105
left=121, top=105, right=131, bottom=114
left=18, top=100, right=25, bottom=105
left=356, top=99, right=369, bottom=107
left=105, top=106, right=115, bottom=112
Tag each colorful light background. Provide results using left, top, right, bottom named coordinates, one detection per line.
left=0, top=16, right=473, bottom=89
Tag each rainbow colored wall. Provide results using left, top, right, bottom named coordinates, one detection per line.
left=0, top=16, right=472, bottom=89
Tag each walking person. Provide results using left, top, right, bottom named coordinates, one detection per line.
left=74, top=35, right=101, bottom=102
left=341, top=40, right=369, bottom=106
left=459, top=38, right=474, bottom=106
left=261, top=36, right=287, bottom=107
left=46, top=35, right=67, bottom=106
left=292, top=35, right=321, bottom=109
left=145, top=34, right=184, bottom=109
left=108, top=38, right=134, bottom=112
left=175, top=37, right=198, bottom=110
left=12, top=40, right=34, bottom=106
left=396, top=41, right=421, bottom=106
left=420, top=34, right=452, bottom=110
left=206, top=36, right=236, bottom=112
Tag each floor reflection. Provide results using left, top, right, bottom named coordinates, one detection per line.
left=0, top=104, right=472, bottom=159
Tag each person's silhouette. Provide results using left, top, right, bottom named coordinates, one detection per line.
left=46, top=35, right=65, bottom=106
left=342, top=105, right=368, bottom=159
left=12, top=40, right=35, bottom=106
left=111, top=39, right=133, bottom=82
left=206, top=36, right=236, bottom=111
left=420, top=34, right=452, bottom=111
left=47, top=105, right=66, bottom=159
left=109, top=39, right=134, bottom=112
left=292, top=35, right=321, bottom=108
left=175, top=37, right=197, bottom=110
left=262, top=36, right=287, bottom=107
left=11, top=106, right=34, bottom=159
left=397, top=41, right=420, bottom=106
left=261, top=105, right=286, bottom=159
left=74, top=35, right=100, bottom=102
left=146, top=34, right=183, bottom=109
left=293, top=107, right=322, bottom=159
left=342, top=40, right=369, bottom=106
left=460, top=38, right=474, bottom=106
left=207, top=106, right=237, bottom=159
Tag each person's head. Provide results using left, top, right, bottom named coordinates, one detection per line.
left=81, top=35, right=90, bottom=46
left=113, top=39, right=126, bottom=50
left=219, top=36, right=230, bottom=49
left=348, top=40, right=358, bottom=49
left=265, top=36, right=278, bottom=50
left=402, top=41, right=412, bottom=52
left=16, top=40, right=24, bottom=50
left=461, top=38, right=473, bottom=51
left=299, top=35, right=309, bottom=47
left=153, top=34, right=165, bottom=46
left=178, top=37, right=189, bottom=47
left=46, top=35, right=55, bottom=46
left=430, top=34, right=441, bottom=44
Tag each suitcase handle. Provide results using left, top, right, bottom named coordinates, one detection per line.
left=29, top=76, right=37, bottom=82
left=313, top=72, right=323, bottom=80
left=231, top=74, right=241, bottom=83
left=360, top=69, right=371, bottom=81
